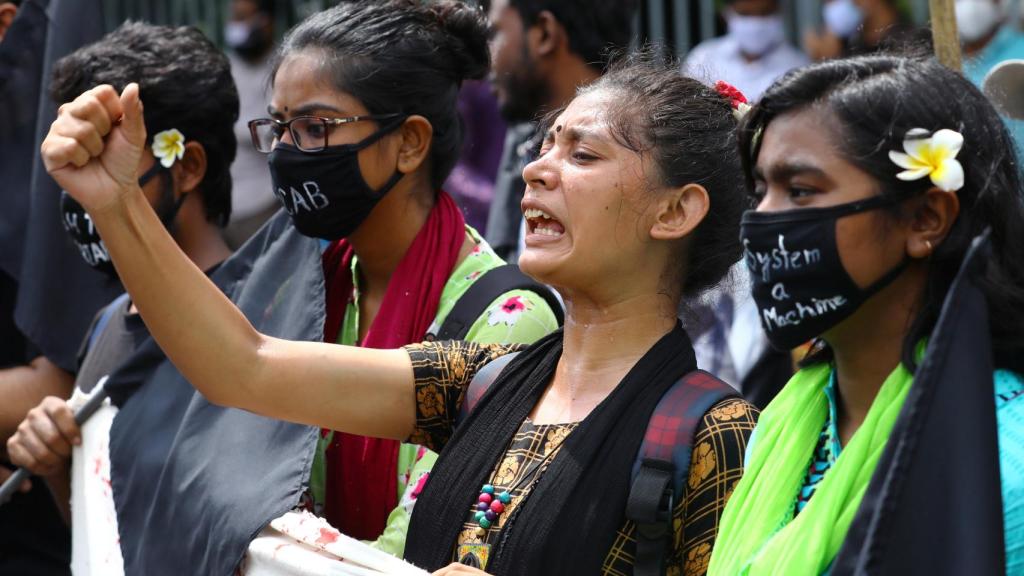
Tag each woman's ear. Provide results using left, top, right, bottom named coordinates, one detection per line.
left=395, top=115, right=433, bottom=176
left=172, top=141, right=208, bottom=198
left=906, top=187, right=960, bottom=259
left=650, top=183, right=710, bottom=241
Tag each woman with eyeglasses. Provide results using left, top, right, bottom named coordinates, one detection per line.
left=247, top=0, right=562, bottom=554
left=111, top=1, right=561, bottom=557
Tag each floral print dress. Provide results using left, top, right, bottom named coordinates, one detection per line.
left=310, top=226, right=561, bottom=556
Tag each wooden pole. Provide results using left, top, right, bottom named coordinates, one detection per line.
left=929, top=0, right=964, bottom=71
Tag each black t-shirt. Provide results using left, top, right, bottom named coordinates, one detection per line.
left=74, top=295, right=149, bottom=395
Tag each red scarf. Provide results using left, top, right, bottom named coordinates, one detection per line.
left=321, top=191, right=466, bottom=540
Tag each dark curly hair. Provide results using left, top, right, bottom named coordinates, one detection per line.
left=50, top=21, right=239, bottom=226
left=499, top=0, right=639, bottom=71
left=570, top=50, right=746, bottom=297
left=273, top=0, right=490, bottom=190
left=741, top=54, right=1024, bottom=373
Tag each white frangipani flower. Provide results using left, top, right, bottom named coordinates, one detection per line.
left=152, top=128, right=185, bottom=168
left=888, top=128, right=965, bottom=192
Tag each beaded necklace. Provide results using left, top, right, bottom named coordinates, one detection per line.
left=457, top=420, right=576, bottom=568
left=471, top=430, right=566, bottom=531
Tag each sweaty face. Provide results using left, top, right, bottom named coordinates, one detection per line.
left=268, top=51, right=401, bottom=191
left=487, top=0, right=549, bottom=123
left=752, top=107, right=910, bottom=294
left=518, top=90, right=670, bottom=297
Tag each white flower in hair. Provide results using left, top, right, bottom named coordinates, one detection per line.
left=888, top=128, right=964, bottom=192
left=152, top=128, right=185, bottom=168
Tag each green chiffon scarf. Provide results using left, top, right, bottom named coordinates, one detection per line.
left=707, top=360, right=913, bottom=576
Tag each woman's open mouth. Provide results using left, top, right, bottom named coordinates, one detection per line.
left=524, top=208, right=565, bottom=238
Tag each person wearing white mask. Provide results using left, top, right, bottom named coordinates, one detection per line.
left=683, top=0, right=806, bottom=409
left=958, top=0, right=1024, bottom=161
left=222, top=0, right=279, bottom=248
left=804, top=0, right=924, bottom=60
left=683, top=0, right=809, bottom=100
left=958, top=0, right=1024, bottom=75
left=823, top=0, right=865, bottom=38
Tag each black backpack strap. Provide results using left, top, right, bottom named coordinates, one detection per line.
left=432, top=265, right=563, bottom=341
left=457, top=351, right=521, bottom=425
left=627, top=370, right=738, bottom=576
left=627, top=458, right=676, bottom=576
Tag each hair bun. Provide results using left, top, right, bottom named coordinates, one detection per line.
left=429, top=1, right=490, bottom=82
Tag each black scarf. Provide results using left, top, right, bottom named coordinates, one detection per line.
left=405, top=324, right=697, bottom=575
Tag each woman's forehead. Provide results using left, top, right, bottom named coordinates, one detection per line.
left=558, top=91, right=614, bottom=127
left=271, top=52, right=368, bottom=116
left=758, top=108, right=842, bottom=169
left=756, top=106, right=878, bottom=189
left=547, top=92, right=618, bottom=142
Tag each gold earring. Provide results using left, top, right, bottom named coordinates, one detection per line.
left=925, top=240, right=933, bottom=254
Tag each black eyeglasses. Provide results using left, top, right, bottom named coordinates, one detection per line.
left=247, top=113, right=403, bottom=153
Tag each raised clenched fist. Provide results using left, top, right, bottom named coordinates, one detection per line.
left=40, top=83, right=148, bottom=215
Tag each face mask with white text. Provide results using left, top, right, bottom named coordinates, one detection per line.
left=740, top=193, right=911, bottom=350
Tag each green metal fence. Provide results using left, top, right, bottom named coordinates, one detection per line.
left=99, top=0, right=956, bottom=58
left=100, top=0, right=340, bottom=47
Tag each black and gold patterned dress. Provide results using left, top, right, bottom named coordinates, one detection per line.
left=405, top=340, right=758, bottom=576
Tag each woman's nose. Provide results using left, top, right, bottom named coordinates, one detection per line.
left=522, top=153, right=558, bottom=192
left=278, top=126, right=296, bottom=146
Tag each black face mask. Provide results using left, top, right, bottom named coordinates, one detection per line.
left=60, top=163, right=186, bottom=278
left=740, top=193, right=912, bottom=350
left=267, top=117, right=406, bottom=241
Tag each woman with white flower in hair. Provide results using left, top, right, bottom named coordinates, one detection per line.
left=707, top=53, right=1024, bottom=575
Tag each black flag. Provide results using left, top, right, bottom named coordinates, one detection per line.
left=832, top=229, right=1005, bottom=575
left=2, top=0, right=119, bottom=373
left=105, top=211, right=325, bottom=576
left=0, top=2, right=101, bottom=572
left=0, top=0, right=48, bottom=280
